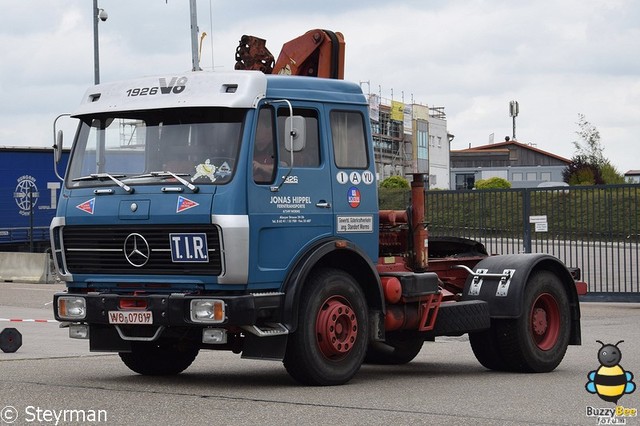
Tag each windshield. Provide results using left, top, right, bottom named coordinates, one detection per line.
left=66, top=107, right=245, bottom=188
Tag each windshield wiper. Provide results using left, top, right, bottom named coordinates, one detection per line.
left=131, top=171, right=198, bottom=193
left=72, top=173, right=133, bottom=193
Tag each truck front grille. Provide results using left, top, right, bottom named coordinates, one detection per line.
left=61, top=225, right=222, bottom=276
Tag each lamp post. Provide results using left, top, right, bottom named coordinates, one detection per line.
left=189, top=0, right=201, bottom=71
left=93, top=0, right=108, bottom=84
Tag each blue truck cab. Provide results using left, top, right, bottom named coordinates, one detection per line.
left=52, top=71, right=383, bottom=384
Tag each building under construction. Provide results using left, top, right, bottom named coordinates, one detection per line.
left=367, top=93, right=452, bottom=189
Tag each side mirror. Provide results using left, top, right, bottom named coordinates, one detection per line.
left=52, top=113, right=71, bottom=181
left=54, top=130, right=63, bottom=163
left=284, top=116, right=306, bottom=152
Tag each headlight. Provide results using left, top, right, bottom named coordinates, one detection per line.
left=190, top=299, right=225, bottom=323
left=58, top=297, right=86, bottom=320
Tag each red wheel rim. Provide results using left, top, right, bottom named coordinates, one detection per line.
left=316, top=296, right=358, bottom=360
left=530, top=292, right=560, bottom=351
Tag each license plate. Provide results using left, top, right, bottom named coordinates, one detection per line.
left=108, top=311, right=153, bottom=325
left=169, top=233, right=209, bottom=263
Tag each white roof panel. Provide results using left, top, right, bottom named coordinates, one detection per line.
left=72, top=71, right=267, bottom=116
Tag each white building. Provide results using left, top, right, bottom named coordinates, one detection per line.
left=369, top=95, right=451, bottom=189
left=625, top=170, right=640, bottom=183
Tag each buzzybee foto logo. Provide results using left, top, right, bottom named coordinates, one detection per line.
left=585, top=340, right=637, bottom=424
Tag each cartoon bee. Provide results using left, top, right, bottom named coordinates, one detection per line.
left=586, top=340, right=636, bottom=403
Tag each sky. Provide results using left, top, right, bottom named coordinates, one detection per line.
left=1, top=0, right=639, bottom=173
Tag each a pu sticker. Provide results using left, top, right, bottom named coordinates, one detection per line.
left=76, top=198, right=95, bottom=214
left=348, top=187, right=361, bottom=208
left=191, top=159, right=216, bottom=182
left=177, top=196, right=199, bottom=213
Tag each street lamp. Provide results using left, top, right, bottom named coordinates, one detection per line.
left=93, top=0, right=108, bottom=84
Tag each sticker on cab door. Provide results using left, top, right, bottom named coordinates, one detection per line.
left=76, top=198, right=95, bottom=214
left=176, top=196, right=199, bottom=213
left=348, top=187, right=361, bottom=208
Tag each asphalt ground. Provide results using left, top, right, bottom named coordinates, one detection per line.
left=1, top=283, right=639, bottom=425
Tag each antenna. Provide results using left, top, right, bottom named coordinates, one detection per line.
left=509, top=100, right=519, bottom=140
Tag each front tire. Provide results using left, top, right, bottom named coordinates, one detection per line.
left=119, top=341, right=199, bottom=376
left=283, top=267, right=368, bottom=386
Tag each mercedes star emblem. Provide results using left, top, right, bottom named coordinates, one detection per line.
left=124, top=233, right=150, bottom=267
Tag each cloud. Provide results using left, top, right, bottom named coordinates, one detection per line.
left=0, top=0, right=638, bottom=173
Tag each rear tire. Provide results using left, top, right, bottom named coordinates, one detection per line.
left=119, top=341, right=199, bottom=376
left=469, top=323, right=508, bottom=371
left=283, top=267, right=368, bottom=386
left=470, top=270, right=571, bottom=372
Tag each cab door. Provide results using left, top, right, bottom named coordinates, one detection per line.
left=326, top=107, right=379, bottom=263
left=246, top=104, right=333, bottom=288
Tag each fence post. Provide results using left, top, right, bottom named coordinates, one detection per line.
left=522, top=188, right=531, bottom=253
left=479, top=191, right=485, bottom=237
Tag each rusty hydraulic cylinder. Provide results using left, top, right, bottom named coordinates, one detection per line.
left=379, top=210, right=408, bottom=225
left=411, top=174, right=428, bottom=271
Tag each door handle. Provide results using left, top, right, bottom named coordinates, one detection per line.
left=316, top=201, right=332, bottom=208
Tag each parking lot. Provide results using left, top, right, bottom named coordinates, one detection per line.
left=1, top=283, right=639, bottom=425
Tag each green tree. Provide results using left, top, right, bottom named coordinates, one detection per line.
left=380, top=175, right=410, bottom=189
left=475, top=176, right=511, bottom=189
left=563, top=114, right=624, bottom=185
left=601, top=162, right=625, bottom=184
left=563, top=157, right=602, bottom=185
left=573, top=113, right=605, bottom=167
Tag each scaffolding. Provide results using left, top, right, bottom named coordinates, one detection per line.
left=371, top=104, right=411, bottom=179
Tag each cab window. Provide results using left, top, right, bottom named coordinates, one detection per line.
left=330, top=110, right=368, bottom=168
left=253, top=108, right=276, bottom=184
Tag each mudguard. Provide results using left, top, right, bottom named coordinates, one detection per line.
left=461, top=253, right=581, bottom=345
left=281, top=238, right=384, bottom=334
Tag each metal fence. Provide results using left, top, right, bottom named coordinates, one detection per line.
left=380, top=184, right=640, bottom=301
